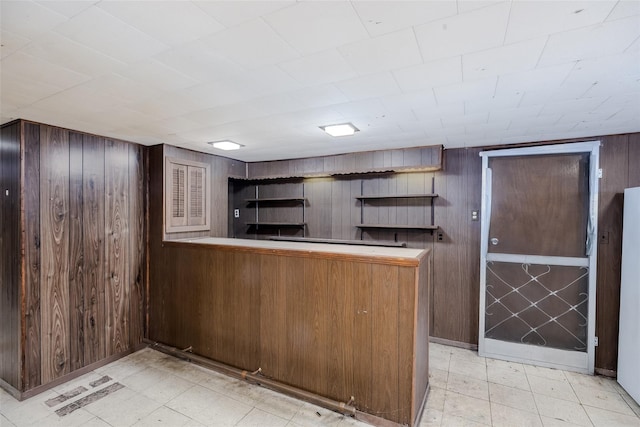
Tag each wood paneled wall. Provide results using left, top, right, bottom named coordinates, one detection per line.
left=1, top=120, right=148, bottom=394
left=0, top=121, right=21, bottom=390
left=230, top=133, right=639, bottom=373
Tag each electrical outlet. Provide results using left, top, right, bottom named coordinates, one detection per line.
left=234, top=209, right=240, bottom=218
left=471, top=210, right=479, bottom=221
left=437, top=232, right=444, bottom=241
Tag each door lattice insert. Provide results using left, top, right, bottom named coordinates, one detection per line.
left=485, top=262, right=589, bottom=352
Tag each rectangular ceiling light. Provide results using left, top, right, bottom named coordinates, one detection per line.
left=208, top=140, right=241, bottom=150
left=320, top=123, right=359, bottom=137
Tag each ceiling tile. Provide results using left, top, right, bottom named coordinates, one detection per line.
left=55, top=6, right=168, bottom=63
left=464, top=93, right=523, bottom=114
left=179, top=80, right=253, bottom=110
left=495, top=63, right=576, bottom=98
left=0, top=73, right=61, bottom=108
left=185, top=102, right=265, bottom=128
left=0, top=30, right=31, bottom=59
left=1, top=51, right=90, bottom=89
left=414, top=2, right=511, bottom=61
left=1, top=0, right=68, bottom=40
left=20, top=32, right=127, bottom=78
left=335, top=72, right=402, bottom=101
left=393, top=56, right=462, bottom=92
left=231, top=66, right=303, bottom=98
left=380, top=90, right=438, bottom=114
left=98, top=1, right=225, bottom=47
left=434, top=77, right=497, bottom=105
left=117, top=59, right=198, bottom=92
left=279, top=50, right=358, bottom=86
left=200, top=18, right=299, bottom=69
left=288, top=84, right=350, bottom=109
left=338, top=28, right=423, bottom=75
left=457, top=1, right=505, bottom=14
left=352, top=1, right=457, bottom=37
left=153, top=40, right=246, bottom=83
left=505, top=1, right=617, bottom=44
left=606, top=0, right=640, bottom=21
left=36, top=1, right=95, bottom=18
left=538, top=15, right=640, bottom=66
left=462, top=37, right=547, bottom=81
left=488, top=105, right=544, bottom=122
left=441, top=112, right=489, bottom=127
left=264, top=2, right=369, bottom=54
left=194, top=1, right=295, bottom=27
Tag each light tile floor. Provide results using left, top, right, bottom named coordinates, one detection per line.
left=0, top=343, right=638, bottom=427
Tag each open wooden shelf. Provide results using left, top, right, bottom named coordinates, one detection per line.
left=355, top=193, right=438, bottom=200
left=269, top=236, right=407, bottom=247
left=246, top=222, right=306, bottom=227
left=245, top=197, right=306, bottom=203
left=356, top=224, right=439, bottom=231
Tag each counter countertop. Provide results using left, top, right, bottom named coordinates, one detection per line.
left=167, top=237, right=426, bottom=261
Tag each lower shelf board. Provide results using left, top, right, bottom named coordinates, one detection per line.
left=269, top=236, right=407, bottom=247
left=356, top=224, right=439, bottom=231
left=246, top=222, right=306, bottom=227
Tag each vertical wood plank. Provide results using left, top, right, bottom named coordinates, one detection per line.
left=398, top=267, right=415, bottom=425
left=259, top=254, right=281, bottom=378
left=22, top=122, right=42, bottom=389
left=596, top=135, right=628, bottom=370
left=105, top=139, right=129, bottom=356
left=283, top=257, right=307, bottom=389
left=68, top=133, right=84, bottom=371
left=628, top=134, right=640, bottom=187
left=40, top=126, right=70, bottom=383
left=371, top=264, right=399, bottom=422
left=128, top=144, right=145, bottom=348
left=83, top=136, right=106, bottom=364
left=303, top=258, right=329, bottom=395
left=326, top=260, right=353, bottom=402
left=0, top=122, right=22, bottom=390
left=351, top=262, right=372, bottom=411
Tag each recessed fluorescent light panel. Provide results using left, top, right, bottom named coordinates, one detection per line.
left=320, top=123, right=359, bottom=137
left=208, top=140, right=242, bottom=150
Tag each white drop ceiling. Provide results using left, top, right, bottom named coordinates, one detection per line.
left=1, top=0, right=638, bottom=162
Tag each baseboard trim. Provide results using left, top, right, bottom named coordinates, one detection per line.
left=595, top=367, right=617, bottom=378
left=429, top=336, right=478, bottom=351
left=2, top=345, right=147, bottom=401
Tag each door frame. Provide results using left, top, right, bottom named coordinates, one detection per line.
left=478, top=141, right=600, bottom=374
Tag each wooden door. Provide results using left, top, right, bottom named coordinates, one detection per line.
left=479, top=142, right=600, bottom=374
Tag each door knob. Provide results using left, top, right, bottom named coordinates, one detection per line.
left=490, top=237, right=499, bottom=246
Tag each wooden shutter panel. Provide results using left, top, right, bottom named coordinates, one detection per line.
left=169, top=163, right=187, bottom=228
left=165, top=157, right=211, bottom=234
left=187, top=166, right=206, bottom=226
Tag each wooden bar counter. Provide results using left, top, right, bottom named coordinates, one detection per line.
left=148, top=237, right=430, bottom=426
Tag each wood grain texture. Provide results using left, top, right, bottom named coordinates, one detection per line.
left=147, top=239, right=430, bottom=426
left=22, top=122, right=42, bottom=390
left=68, top=133, right=84, bottom=371
left=82, top=135, right=106, bottom=364
left=0, top=122, right=21, bottom=390
left=40, top=125, right=71, bottom=383
left=105, top=139, right=129, bottom=356
left=128, top=144, right=146, bottom=348
left=628, top=134, right=640, bottom=187
left=432, top=148, right=482, bottom=344
left=596, top=135, right=628, bottom=370
left=371, top=264, right=400, bottom=422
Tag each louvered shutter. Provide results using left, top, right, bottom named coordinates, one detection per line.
left=165, top=157, right=211, bottom=233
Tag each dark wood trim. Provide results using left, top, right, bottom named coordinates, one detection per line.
left=429, top=336, right=479, bottom=351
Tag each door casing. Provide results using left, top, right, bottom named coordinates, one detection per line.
left=478, top=141, right=600, bottom=374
